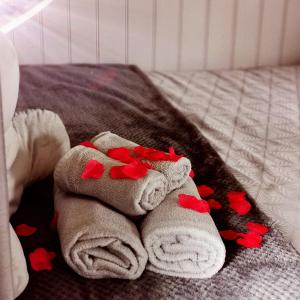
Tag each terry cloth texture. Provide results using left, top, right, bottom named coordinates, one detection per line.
left=13, top=64, right=300, bottom=300
left=54, top=145, right=168, bottom=216
left=54, top=188, right=148, bottom=279
left=141, top=177, right=225, bottom=278
left=92, top=131, right=191, bottom=193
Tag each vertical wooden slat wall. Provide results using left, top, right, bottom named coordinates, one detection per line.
left=10, top=0, right=300, bottom=71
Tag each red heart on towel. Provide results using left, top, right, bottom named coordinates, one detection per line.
left=29, top=248, right=56, bottom=271
left=81, top=160, right=104, bottom=180
left=207, top=199, right=222, bottom=210
left=110, top=161, right=149, bottom=179
left=189, top=169, right=195, bottom=178
left=197, top=185, right=214, bottom=198
left=246, top=222, right=269, bottom=235
left=133, top=146, right=183, bottom=162
left=178, top=194, right=210, bottom=213
left=15, top=224, right=37, bottom=237
left=80, top=141, right=98, bottom=150
left=107, top=147, right=137, bottom=163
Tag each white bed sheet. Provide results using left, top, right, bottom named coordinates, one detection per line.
left=149, top=66, right=300, bottom=252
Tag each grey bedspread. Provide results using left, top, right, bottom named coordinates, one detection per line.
left=13, top=64, right=300, bottom=300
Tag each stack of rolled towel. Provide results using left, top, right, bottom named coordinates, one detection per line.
left=54, top=131, right=226, bottom=280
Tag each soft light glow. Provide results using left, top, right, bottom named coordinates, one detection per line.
left=0, top=0, right=53, bottom=34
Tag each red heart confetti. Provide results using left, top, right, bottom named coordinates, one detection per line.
left=80, top=141, right=98, bottom=150
left=178, top=194, right=210, bottom=213
left=133, top=145, right=183, bottom=162
left=219, top=230, right=241, bottom=240
left=246, top=222, right=269, bottom=235
left=15, top=224, right=37, bottom=237
left=110, top=161, right=149, bottom=180
left=29, top=248, right=56, bottom=271
left=197, top=185, right=214, bottom=198
left=227, top=191, right=251, bottom=215
left=227, top=191, right=247, bottom=202
left=236, top=232, right=262, bottom=248
left=107, top=147, right=137, bottom=164
left=50, top=211, right=59, bottom=231
left=168, top=147, right=184, bottom=161
left=207, top=199, right=222, bottom=210
left=228, top=200, right=251, bottom=215
left=81, top=160, right=104, bottom=180
left=189, top=169, right=195, bottom=178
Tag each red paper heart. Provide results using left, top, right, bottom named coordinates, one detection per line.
left=189, top=169, right=195, bottom=178
left=228, top=199, right=251, bottom=215
left=15, top=224, right=37, bottom=237
left=219, top=230, right=241, bottom=240
left=107, top=147, right=137, bottom=163
left=50, top=211, right=59, bottom=230
left=207, top=199, right=222, bottom=210
left=168, top=147, right=184, bottom=161
left=29, top=248, right=56, bottom=271
left=81, top=160, right=104, bottom=180
left=80, top=141, right=98, bottom=150
left=246, top=222, right=269, bottom=235
left=133, top=145, right=183, bottom=162
left=178, top=194, right=210, bottom=213
left=236, top=232, right=262, bottom=248
left=227, top=191, right=246, bottom=202
left=197, top=185, right=214, bottom=198
left=110, top=161, right=149, bottom=179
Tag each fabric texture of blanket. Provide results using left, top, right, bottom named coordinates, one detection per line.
left=142, top=177, right=225, bottom=278
left=54, top=188, right=148, bottom=279
left=92, top=131, right=191, bottom=193
left=12, top=64, right=300, bottom=300
left=54, top=145, right=168, bottom=216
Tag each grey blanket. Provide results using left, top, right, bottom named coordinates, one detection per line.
left=14, top=64, right=300, bottom=300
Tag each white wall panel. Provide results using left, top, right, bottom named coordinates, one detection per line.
left=155, top=0, right=181, bottom=70
left=9, top=0, right=300, bottom=71
left=98, top=0, right=126, bottom=64
left=69, top=0, right=97, bottom=63
left=206, top=0, right=236, bottom=69
left=180, top=0, right=208, bottom=70
left=43, top=0, right=69, bottom=64
left=13, top=15, right=43, bottom=64
left=127, top=0, right=153, bottom=70
left=281, top=0, right=300, bottom=64
left=258, top=0, right=286, bottom=66
left=233, top=0, right=261, bottom=69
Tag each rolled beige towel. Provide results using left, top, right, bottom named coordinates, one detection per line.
left=54, top=188, right=148, bottom=279
left=141, top=177, right=226, bottom=279
left=54, top=146, right=168, bottom=216
left=91, top=132, right=191, bottom=193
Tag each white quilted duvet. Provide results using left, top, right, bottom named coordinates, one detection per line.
left=149, top=66, right=300, bottom=253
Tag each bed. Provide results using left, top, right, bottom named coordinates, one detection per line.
left=2, top=1, right=300, bottom=299
left=10, top=64, right=300, bottom=300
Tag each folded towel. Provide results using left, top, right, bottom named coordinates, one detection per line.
left=54, top=188, right=148, bottom=279
left=54, top=146, right=168, bottom=216
left=91, top=132, right=191, bottom=192
left=141, top=177, right=226, bottom=278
